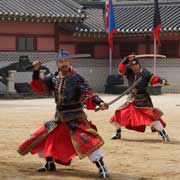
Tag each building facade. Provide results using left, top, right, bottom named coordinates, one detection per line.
left=0, top=0, right=180, bottom=93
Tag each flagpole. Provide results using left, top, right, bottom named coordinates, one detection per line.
left=109, top=47, right=112, bottom=75
left=153, top=38, right=157, bottom=74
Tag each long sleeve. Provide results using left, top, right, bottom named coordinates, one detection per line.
left=118, top=57, right=129, bottom=74
left=149, top=74, right=162, bottom=85
left=30, top=71, right=53, bottom=94
left=118, top=63, right=126, bottom=74
left=30, top=71, right=44, bottom=93
left=78, top=74, right=104, bottom=110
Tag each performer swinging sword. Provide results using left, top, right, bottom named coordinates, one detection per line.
left=17, top=50, right=110, bottom=179
left=96, top=53, right=167, bottom=111
left=110, top=54, right=170, bottom=142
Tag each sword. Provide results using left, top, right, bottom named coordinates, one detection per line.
left=164, top=82, right=180, bottom=86
left=121, top=54, right=166, bottom=64
left=135, top=54, right=166, bottom=59
left=95, top=76, right=142, bottom=112
left=25, top=54, right=91, bottom=70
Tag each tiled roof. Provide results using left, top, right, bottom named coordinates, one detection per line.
left=115, top=0, right=180, bottom=33
left=75, top=0, right=180, bottom=34
left=0, top=0, right=180, bottom=33
left=75, top=7, right=105, bottom=33
left=0, top=0, right=85, bottom=22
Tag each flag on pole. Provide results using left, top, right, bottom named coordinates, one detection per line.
left=105, top=0, right=117, bottom=49
left=153, top=0, right=162, bottom=47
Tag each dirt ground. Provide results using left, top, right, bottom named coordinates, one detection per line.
left=0, top=94, right=180, bottom=180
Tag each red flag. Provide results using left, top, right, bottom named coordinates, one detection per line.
left=153, top=0, right=162, bottom=47
left=105, top=0, right=117, bottom=49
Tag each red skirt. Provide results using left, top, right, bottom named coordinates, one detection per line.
left=18, top=120, right=104, bottom=165
left=111, top=102, right=166, bottom=132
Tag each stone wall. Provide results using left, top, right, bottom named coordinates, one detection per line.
left=0, top=52, right=180, bottom=94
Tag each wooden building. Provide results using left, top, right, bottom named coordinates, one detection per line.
left=0, top=0, right=180, bottom=58
left=0, top=0, right=180, bottom=93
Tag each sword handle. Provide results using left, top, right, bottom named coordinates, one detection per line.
left=25, top=64, right=33, bottom=70
left=95, top=107, right=101, bottom=112
left=94, top=102, right=109, bottom=112
left=25, top=61, right=42, bottom=70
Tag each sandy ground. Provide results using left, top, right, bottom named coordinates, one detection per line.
left=0, top=94, right=180, bottom=180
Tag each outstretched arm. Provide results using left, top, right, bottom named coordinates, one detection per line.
left=78, top=75, right=108, bottom=110
left=149, top=74, right=169, bottom=86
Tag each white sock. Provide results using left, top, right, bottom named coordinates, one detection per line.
left=151, top=121, right=164, bottom=132
left=88, top=149, right=103, bottom=162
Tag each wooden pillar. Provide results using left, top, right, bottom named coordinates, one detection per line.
left=54, top=22, right=60, bottom=52
left=145, top=35, right=151, bottom=54
left=178, top=40, right=180, bottom=58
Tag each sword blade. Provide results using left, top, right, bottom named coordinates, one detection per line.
left=42, top=54, right=91, bottom=64
left=164, top=82, right=180, bottom=87
left=25, top=54, right=91, bottom=70
left=95, top=77, right=142, bottom=112
left=135, top=54, right=166, bottom=59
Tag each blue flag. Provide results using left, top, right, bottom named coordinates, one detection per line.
left=105, top=0, right=117, bottom=49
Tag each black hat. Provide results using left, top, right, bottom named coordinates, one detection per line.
left=129, top=58, right=139, bottom=66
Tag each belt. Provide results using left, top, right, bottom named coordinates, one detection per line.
left=56, top=103, right=82, bottom=111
